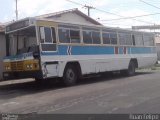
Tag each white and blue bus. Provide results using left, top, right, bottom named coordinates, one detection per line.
left=3, top=18, right=157, bottom=86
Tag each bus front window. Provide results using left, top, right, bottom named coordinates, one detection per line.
left=7, top=26, right=38, bottom=56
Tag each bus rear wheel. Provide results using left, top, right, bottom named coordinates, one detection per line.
left=128, top=61, right=136, bottom=76
left=63, top=65, right=78, bottom=86
left=121, top=61, right=136, bottom=76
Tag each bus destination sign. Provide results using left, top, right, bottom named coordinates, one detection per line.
left=6, top=19, right=30, bottom=33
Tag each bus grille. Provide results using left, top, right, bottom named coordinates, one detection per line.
left=11, top=61, right=24, bottom=71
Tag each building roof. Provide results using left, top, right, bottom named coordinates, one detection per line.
left=0, top=8, right=102, bottom=33
left=37, top=8, right=102, bottom=25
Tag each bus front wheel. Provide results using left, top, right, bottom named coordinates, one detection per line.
left=63, top=65, right=78, bottom=86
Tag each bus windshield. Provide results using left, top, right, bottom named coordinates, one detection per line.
left=7, top=26, right=38, bottom=56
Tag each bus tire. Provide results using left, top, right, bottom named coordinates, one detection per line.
left=127, top=61, right=136, bottom=76
left=63, top=64, right=78, bottom=86
left=121, top=61, right=136, bottom=76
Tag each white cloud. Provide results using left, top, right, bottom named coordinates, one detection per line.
left=17, top=0, right=69, bottom=19
left=90, top=0, right=110, bottom=7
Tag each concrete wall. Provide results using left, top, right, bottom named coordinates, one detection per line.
left=0, top=33, right=6, bottom=80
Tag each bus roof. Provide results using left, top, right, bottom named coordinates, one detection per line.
left=36, top=18, right=156, bottom=35
left=6, top=17, right=155, bottom=35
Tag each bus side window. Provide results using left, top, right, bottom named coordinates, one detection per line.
left=58, top=28, right=70, bottom=43
left=119, top=33, right=125, bottom=45
left=110, top=33, right=117, bottom=44
left=103, top=33, right=110, bottom=44
left=40, top=27, right=45, bottom=43
left=40, top=27, right=57, bottom=51
left=134, top=34, right=143, bottom=46
left=132, top=35, right=135, bottom=46
left=83, top=31, right=92, bottom=44
left=151, top=35, right=155, bottom=46
left=70, top=30, right=80, bottom=43
left=40, top=27, right=53, bottom=43
left=51, top=27, right=56, bottom=43
left=92, top=31, right=101, bottom=44
left=143, top=34, right=154, bottom=46
left=44, top=27, right=52, bottom=43
left=126, top=33, right=132, bottom=45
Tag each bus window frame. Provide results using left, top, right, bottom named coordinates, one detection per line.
left=143, top=33, right=155, bottom=47
left=102, top=29, right=118, bottom=46
left=118, top=32, right=133, bottom=46
left=58, top=26, right=81, bottom=44
left=133, top=33, right=144, bottom=47
left=82, top=28, right=101, bottom=45
left=39, top=26, right=57, bottom=52
left=70, top=29, right=81, bottom=43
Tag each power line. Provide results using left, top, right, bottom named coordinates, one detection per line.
left=139, top=0, right=160, bottom=10
left=66, top=0, right=84, bottom=6
left=66, top=0, right=95, bottom=17
left=100, top=12, right=160, bottom=21
left=94, top=8, right=154, bottom=24
left=66, top=0, right=95, bottom=16
left=65, top=0, right=155, bottom=24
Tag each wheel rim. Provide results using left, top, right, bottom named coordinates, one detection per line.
left=66, top=68, right=75, bottom=82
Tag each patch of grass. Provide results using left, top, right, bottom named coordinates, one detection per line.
left=155, top=64, right=160, bottom=67
left=137, top=64, right=160, bottom=72
left=151, top=67, right=156, bottom=70
left=151, top=64, right=160, bottom=71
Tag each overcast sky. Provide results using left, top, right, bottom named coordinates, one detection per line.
left=0, top=0, right=160, bottom=28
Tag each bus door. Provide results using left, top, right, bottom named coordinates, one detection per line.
left=39, top=26, right=58, bottom=78
left=39, top=26, right=57, bottom=52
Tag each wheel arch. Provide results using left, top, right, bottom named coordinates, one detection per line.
left=64, top=61, right=82, bottom=79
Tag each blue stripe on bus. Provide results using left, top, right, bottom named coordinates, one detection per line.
left=41, top=45, right=156, bottom=56
left=4, top=45, right=156, bottom=60
left=41, top=45, right=114, bottom=56
left=71, top=46, right=114, bottom=55
left=119, top=47, right=124, bottom=54
left=130, top=47, right=156, bottom=54
left=41, top=45, right=115, bottom=56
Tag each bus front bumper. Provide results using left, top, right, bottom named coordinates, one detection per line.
left=3, top=71, right=43, bottom=80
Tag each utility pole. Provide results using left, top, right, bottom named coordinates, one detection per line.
left=84, top=5, right=95, bottom=17
left=15, top=0, right=18, bottom=20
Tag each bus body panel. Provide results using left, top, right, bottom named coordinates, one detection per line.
left=3, top=18, right=158, bottom=81
left=40, top=44, right=157, bottom=78
left=40, top=54, right=157, bottom=78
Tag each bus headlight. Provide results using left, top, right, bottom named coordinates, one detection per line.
left=26, top=64, right=33, bottom=70
left=5, top=66, right=11, bottom=70
left=24, top=60, right=39, bottom=71
left=26, top=65, right=30, bottom=69
left=4, top=62, right=11, bottom=71
left=25, top=63, right=38, bottom=70
left=30, top=65, right=33, bottom=69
